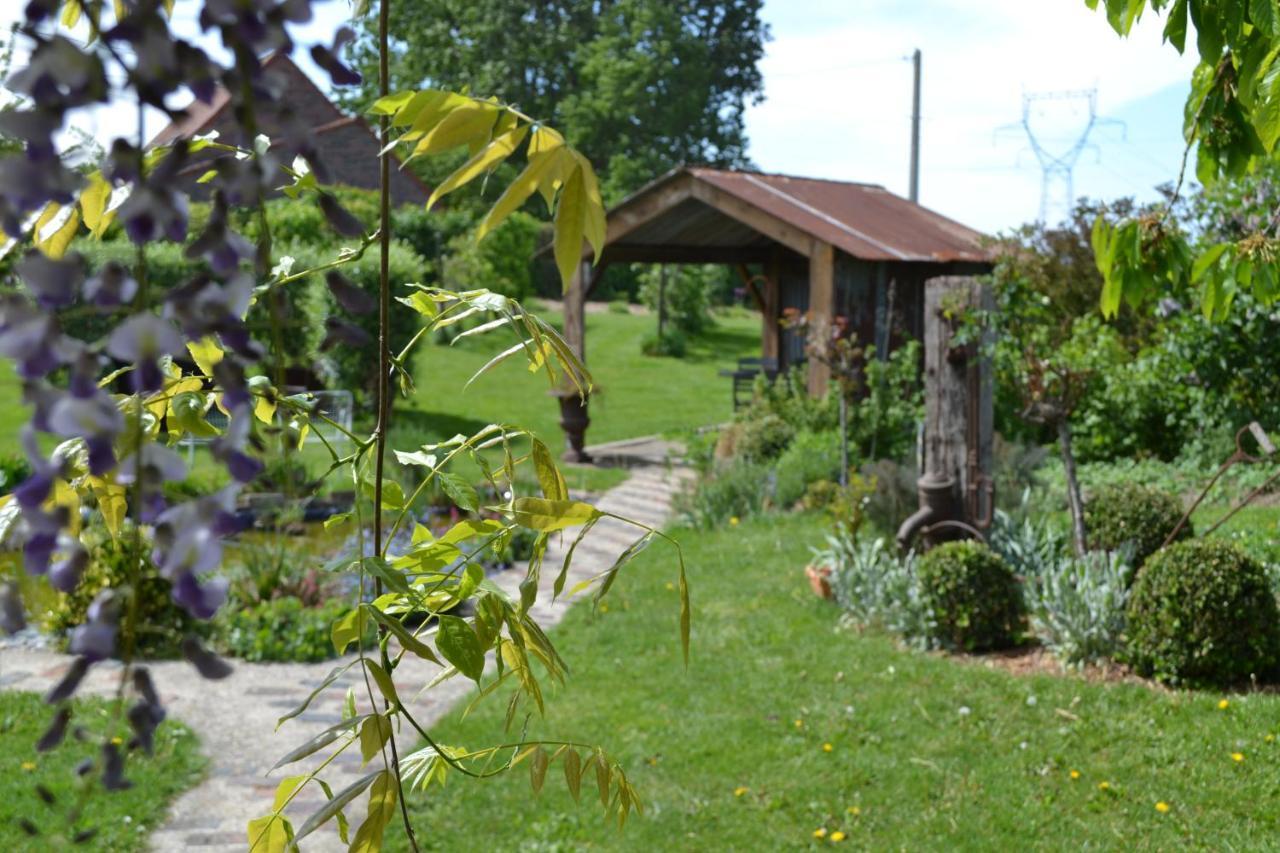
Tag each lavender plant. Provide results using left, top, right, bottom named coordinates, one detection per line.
left=0, top=1, right=687, bottom=849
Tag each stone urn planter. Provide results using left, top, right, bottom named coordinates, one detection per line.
left=805, top=563, right=834, bottom=600
left=550, top=388, right=593, bottom=463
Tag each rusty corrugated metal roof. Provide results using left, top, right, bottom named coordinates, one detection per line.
left=684, top=167, right=987, bottom=263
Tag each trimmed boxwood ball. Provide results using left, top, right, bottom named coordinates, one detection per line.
left=1084, top=482, right=1189, bottom=567
left=916, top=540, right=1025, bottom=652
left=1125, top=540, right=1280, bottom=686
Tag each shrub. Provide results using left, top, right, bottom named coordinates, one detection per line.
left=1125, top=540, right=1280, bottom=685
left=675, top=460, right=772, bottom=529
left=1085, top=482, right=1189, bottom=567
left=608, top=299, right=632, bottom=314
left=916, top=540, right=1025, bottom=652
left=215, top=596, right=361, bottom=663
left=635, top=263, right=726, bottom=334
left=640, top=328, right=687, bottom=358
left=0, top=453, right=32, bottom=495
left=733, top=413, right=795, bottom=463
left=774, top=430, right=844, bottom=509
left=1025, top=548, right=1132, bottom=666
left=823, top=534, right=933, bottom=644
left=46, top=526, right=202, bottom=658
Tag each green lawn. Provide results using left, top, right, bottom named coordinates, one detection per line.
left=0, top=692, right=205, bottom=851
left=386, top=511, right=1280, bottom=850
left=406, top=308, right=761, bottom=446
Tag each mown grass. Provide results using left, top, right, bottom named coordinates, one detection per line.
left=405, top=307, right=760, bottom=446
left=0, top=692, right=205, bottom=851
left=385, top=511, right=1280, bottom=850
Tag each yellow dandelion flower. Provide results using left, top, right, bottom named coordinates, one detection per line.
left=822, top=742, right=834, bottom=753
left=21, top=761, right=36, bottom=772
left=1155, top=801, right=1170, bottom=813
left=830, top=831, right=847, bottom=842
left=1219, top=699, right=1230, bottom=710
left=794, top=718, right=804, bottom=728
left=111, top=736, right=123, bottom=746
left=599, top=602, right=609, bottom=613
left=665, top=582, right=675, bottom=591
left=734, top=786, right=749, bottom=797
left=846, top=806, right=861, bottom=816
left=1098, top=781, right=1110, bottom=791
left=729, top=516, right=740, bottom=526
left=813, top=828, right=827, bottom=839
left=1069, top=770, right=1080, bottom=780
left=1232, top=752, right=1245, bottom=762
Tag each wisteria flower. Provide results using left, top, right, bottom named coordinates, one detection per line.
left=105, top=313, right=185, bottom=392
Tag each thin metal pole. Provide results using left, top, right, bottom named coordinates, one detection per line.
left=909, top=48, right=921, bottom=203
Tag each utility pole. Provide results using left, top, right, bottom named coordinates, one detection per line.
left=909, top=48, right=921, bottom=203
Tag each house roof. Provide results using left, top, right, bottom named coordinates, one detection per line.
left=589, top=166, right=990, bottom=265
left=147, top=53, right=430, bottom=205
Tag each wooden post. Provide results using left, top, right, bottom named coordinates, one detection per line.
left=921, top=276, right=993, bottom=523
left=807, top=241, right=835, bottom=396
left=656, top=264, right=667, bottom=339
left=762, top=252, right=780, bottom=362
left=563, top=259, right=588, bottom=361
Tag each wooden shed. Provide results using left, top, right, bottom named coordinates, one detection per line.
left=562, top=167, right=992, bottom=395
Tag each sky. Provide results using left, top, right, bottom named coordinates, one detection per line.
left=1, top=0, right=1199, bottom=235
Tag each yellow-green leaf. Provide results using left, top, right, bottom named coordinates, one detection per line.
left=563, top=748, right=582, bottom=801
left=359, top=713, right=392, bottom=766
left=79, top=172, right=113, bottom=238
left=531, top=438, right=567, bottom=501
left=477, top=147, right=568, bottom=241
left=34, top=203, right=81, bottom=259
left=428, top=124, right=529, bottom=209
left=553, top=162, right=587, bottom=290
left=574, top=152, right=606, bottom=259
left=87, top=476, right=126, bottom=542
left=412, top=100, right=500, bottom=158
left=350, top=770, right=398, bottom=853
left=510, top=497, right=600, bottom=532
left=60, top=0, right=82, bottom=28
left=187, top=336, right=224, bottom=377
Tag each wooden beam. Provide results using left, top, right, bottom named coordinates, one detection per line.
left=690, top=181, right=815, bottom=258
left=734, top=263, right=766, bottom=313
left=807, top=241, right=835, bottom=396
left=601, top=244, right=773, bottom=265
left=603, top=172, right=697, bottom=246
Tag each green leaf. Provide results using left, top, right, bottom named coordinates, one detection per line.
left=275, top=661, right=357, bottom=729
left=331, top=606, right=366, bottom=655
left=350, top=770, right=398, bottom=853
left=359, top=713, right=393, bottom=766
left=1253, top=0, right=1280, bottom=37
left=363, top=556, right=413, bottom=595
left=511, top=497, right=601, bottom=532
left=270, top=717, right=365, bottom=770
left=554, top=515, right=599, bottom=600
left=1164, top=0, right=1188, bottom=51
left=1192, top=242, right=1231, bottom=281
left=363, top=659, right=401, bottom=707
left=363, top=604, right=443, bottom=665
left=436, top=615, right=485, bottom=682
left=438, top=471, right=479, bottom=512
left=294, top=772, right=379, bottom=844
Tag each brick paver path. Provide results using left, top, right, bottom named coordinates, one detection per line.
left=0, top=438, right=689, bottom=851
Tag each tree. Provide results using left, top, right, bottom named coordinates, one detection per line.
left=347, top=0, right=769, bottom=201
left=1086, top=0, right=1280, bottom=318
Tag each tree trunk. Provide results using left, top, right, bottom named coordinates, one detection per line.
left=1058, top=418, right=1088, bottom=556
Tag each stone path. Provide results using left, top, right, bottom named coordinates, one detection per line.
left=0, top=438, right=690, bottom=852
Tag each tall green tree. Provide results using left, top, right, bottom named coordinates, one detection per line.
left=348, top=0, right=769, bottom=201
